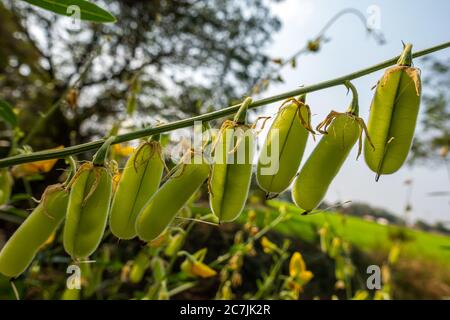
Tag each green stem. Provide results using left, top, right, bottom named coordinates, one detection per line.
left=250, top=8, right=382, bottom=94
left=1, top=41, right=449, bottom=168
left=149, top=134, right=161, bottom=142
left=167, top=281, right=197, bottom=298
left=63, top=156, right=77, bottom=186
left=297, top=94, right=306, bottom=103
left=233, top=97, right=252, bottom=124
left=344, top=81, right=359, bottom=115
left=92, top=136, right=115, bottom=166
left=397, top=43, right=413, bottom=66
left=22, top=178, right=34, bottom=208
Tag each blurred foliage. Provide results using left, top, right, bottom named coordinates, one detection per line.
left=3, top=199, right=449, bottom=300
left=411, top=57, right=450, bottom=163
left=0, top=0, right=281, bottom=152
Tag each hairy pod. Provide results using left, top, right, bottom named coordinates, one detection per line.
left=364, top=44, right=421, bottom=178
left=109, top=140, right=164, bottom=239
left=210, top=98, right=255, bottom=222
left=136, top=153, right=210, bottom=242
left=292, top=113, right=361, bottom=212
left=210, top=123, right=254, bottom=222
left=64, top=163, right=112, bottom=259
left=0, top=184, right=69, bottom=278
left=256, top=96, right=312, bottom=195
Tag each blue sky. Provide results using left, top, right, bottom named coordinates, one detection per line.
left=259, top=0, right=450, bottom=223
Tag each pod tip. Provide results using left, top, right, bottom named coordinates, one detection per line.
left=397, top=43, right=413, bottom=66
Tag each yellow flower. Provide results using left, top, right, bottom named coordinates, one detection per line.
left=180, top=248, right=216, bottom=278
left=261, top=236, right=278, bottom=254
left=12, top=146, right=63, bottom=178
left=287, top=252, right=313, bottom=296
left=299, top=270, right=313, bottom=283
left=113, top=144, right=134, bottom=157
left=190, top=261, right=217, bottom=278
left=181, top=259, right=217, bottom=278
left=388, top=243, right=401, bottom=265
left=289, top=252, right=306, bottom=278
left=352, top=290, right=369, bottom=300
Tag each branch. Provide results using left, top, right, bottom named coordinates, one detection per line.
left=248, top=8, right=385, bottom=94
left=1, top=41, right=449, bottom=168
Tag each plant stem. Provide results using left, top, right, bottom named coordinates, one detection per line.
left=344, top=81, right=359, bottom=115
left=92, top=136, right=115, bottom=166
left=250, top=8, right=384, bottom=94
left=1, top=41, right=449, bottom=168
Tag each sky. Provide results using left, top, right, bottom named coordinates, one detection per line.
left=258, top=0, right=450, bottom=224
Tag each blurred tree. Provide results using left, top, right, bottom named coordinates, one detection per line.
left=410, top=57, right=450, bottom=163
left=0, top=0, right=281, bottom=153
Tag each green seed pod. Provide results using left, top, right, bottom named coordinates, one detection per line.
left=210, top=97, right=255, bottom=222
left=0, top=184, right=69, bottom=278
left=129, top=251, right=150, bottom=284
left=292, top=82, right=368, bottom=213
left=109, top=138, right=164, bottom=239
left=292, top=113, right=361, bottom=212
left=364, top=44, right=421, bottom=179
left=135, top=151, right=210, bottom=242
left=0, top=169, right=13, bottom=206
left=63, top=163, right=112, bottom=259
left=256, top=95, right=313, bottom=195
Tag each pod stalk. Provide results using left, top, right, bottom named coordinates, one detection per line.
left=297, top=94, right=306, bottom=104
left=397, top=43, right=413, bottom=66
left=233, top=97, right=253, bottom=124
left=93, top=136, right=116, bottom=166
left=344, top=81, right=359, bottom=115
left=63, top=156, right=77, bottom=187
left=149, top=134, right=161, bottom=142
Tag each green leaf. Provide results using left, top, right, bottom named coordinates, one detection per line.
left=22, top=0, right=116, bottom=23
left=0, top=99, right=17, bottom=127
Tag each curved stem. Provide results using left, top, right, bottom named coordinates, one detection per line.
left=344, top=81, right=359, bottom=115
left=0, top=41, right=449, bottom=168
left=397, top=43, right=413, bottom=66
left=250, top=8, right=384, bottom=94
left=233, top=97, right=252, bottom=124
left=92, top=136, right=115, bottom=166
left=63, top=156, right=77, bottom=186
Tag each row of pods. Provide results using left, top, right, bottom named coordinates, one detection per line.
left=0, top=44, right=421, bottom=279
